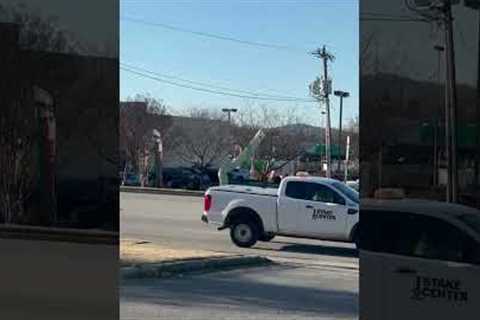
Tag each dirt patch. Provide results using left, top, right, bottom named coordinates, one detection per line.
left=120, top=239, right=229, bottom=266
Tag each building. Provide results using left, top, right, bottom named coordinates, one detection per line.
left=361, top=73, right=480, bottom=207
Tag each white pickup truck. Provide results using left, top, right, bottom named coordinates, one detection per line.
left=201, top=176, right=359, bottom=248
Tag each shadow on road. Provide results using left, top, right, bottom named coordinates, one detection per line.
left=254, top=241, right=358, bottom=258
left=122, top=266, right=358, bottom=317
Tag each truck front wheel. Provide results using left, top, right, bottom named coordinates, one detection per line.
left=352, top=229, right=360, bottom=249
left=230, top=220, right=259, bottom=248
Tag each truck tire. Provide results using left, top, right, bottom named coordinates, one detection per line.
left=230, top=219, right=260, bottom=248
left=352, top=229, right=360, bottom=249
left=259, top=233, right=275, bottom=242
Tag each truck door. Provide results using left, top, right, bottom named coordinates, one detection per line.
left=369, top=212, right=480, bottom=320
left=277, top=181, right=348, bottom=238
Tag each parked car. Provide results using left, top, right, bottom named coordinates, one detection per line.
left=203, top=168, right=220, bottom=186
left=123, top=172, right=140, bottom=186
left=202, top=176, right=359, bottom=248
left=346, top=179, right=359, bottom=191
left=228, top=167, right=250, bottom=184
left=163, top=167, right=211, bottom=190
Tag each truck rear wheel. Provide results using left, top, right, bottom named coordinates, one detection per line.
left=230, top=220, right=259, bottom=248
left=259, top=233, right=275, bottom=242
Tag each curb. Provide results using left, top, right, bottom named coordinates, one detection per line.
left=269, top=257, right=359, bottom=271
left=120, top=186, right=203, bottom=197
left=0, top=225, right=118, bottom=244
left=121, top=255, right=272, bottom=279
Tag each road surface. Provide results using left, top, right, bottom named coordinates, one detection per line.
left=120, top=192, right=359, bottom=266
left=120, top=192, right=358, bottom=320
left=0, top=238, right=117, bottom=319
left=121, top=263, right=358, bottom=320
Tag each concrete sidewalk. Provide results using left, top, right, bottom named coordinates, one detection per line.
left=119, top=239, right=358, bottom=280
left=121, top=239, right=229, bottom=266
left=120, top=186, right=203, bottom=197
left=120, top=239, right=272, bottom=279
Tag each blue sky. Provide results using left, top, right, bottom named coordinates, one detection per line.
left=120, top=0, right=358, bottom=127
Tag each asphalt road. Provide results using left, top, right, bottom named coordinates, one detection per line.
left=120, top=192, right=359, bottom=266
left=120, top=192, right=359, bottom=320
left=121, top=263, right=358, bottom=320
left=0, top=238, right=117, bottom=319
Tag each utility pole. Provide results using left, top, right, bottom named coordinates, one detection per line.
left=477, top=8, right=480, bottom=190
left=465, top=0, right=480, bottom=190
left=311, top=46, right=334, bottom=178
left=443, top=0, right=458, bottom=202
left=334, top=90, right=350, bottom=173
left=409, top=1, right=461, bottom=202
left=433, top=44, right=445, bottom=187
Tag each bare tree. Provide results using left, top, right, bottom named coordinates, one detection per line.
left=169, top=108, right=233, bottom=170
left=236, top=105, right=307, bottom=181
left=1, top=2, right=117, bottom=57
left=119, top=94, right=172, bottom=180
left=0, top=71, right=37, bottom=224
left=0, top=3, right=88, bottom=54
left=0, top=5, right=86, bottom=225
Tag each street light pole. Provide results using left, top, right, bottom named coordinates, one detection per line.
left=222, top=108, right=237, bottom=124
left=334, top=90, right=350, bottom=174
left=34, top=86, right=57, bottom=225
left=152, top=129, right=163, bottom=188
left=222, top=108, right=238, bottom=159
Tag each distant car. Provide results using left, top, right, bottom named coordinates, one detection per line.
left=346, top=180, right=359, bottom=191
left=228, top=167, right=250, bottom=184
left=360, top=197, right=480, bottom=320
left=123, top=173, right=140, bottom=186
left=163, top=167, right=212, bottom=190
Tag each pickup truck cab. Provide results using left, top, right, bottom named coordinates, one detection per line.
left=201, top=176, right=359, bottom=248
left=360, top=198, right=480, bottom=320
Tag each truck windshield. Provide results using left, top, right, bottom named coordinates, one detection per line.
left=332, top=182, right=359, bottom=204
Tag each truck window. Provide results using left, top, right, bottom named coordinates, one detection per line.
left=411, top=217, right=465, bottom=263
left=332, top=181, right=359, bottom=204
left=360, top=210, right=417, bottom=254
left=361, top=210, right=474, bottom=264
left=285, top=181, right=308, bottom=200
left=285, top=181, right=345, bottom=205
left=307, top=183, right=345, bottom=205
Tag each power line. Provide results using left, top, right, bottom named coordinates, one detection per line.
left=121, top=65, right=317, bottom=103
left=362, top=12, right=426, bottom=19
left=361, top=16, right=430, bottom=22
left=121, top=62, right=313, bottom=100
left=121, top=16, right=308, bottom=53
